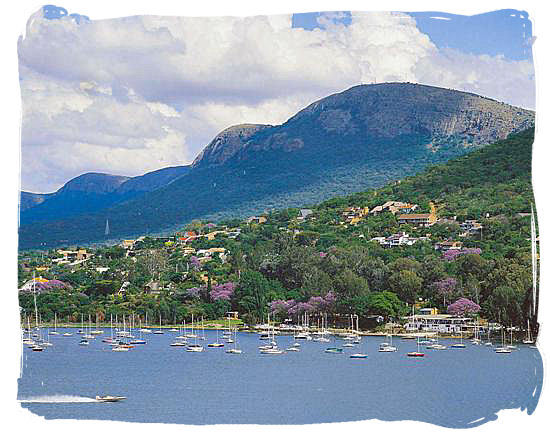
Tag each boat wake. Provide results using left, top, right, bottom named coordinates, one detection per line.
left=18, top=394, right=98, bottom=403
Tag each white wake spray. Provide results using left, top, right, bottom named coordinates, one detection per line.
left=18, top=394, right=98, bottom=403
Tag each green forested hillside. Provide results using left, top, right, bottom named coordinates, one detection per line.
left=19, top=129, right=537, bottom=335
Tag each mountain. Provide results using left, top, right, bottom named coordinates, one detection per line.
left=20, top=191, right=55, bottom=211
left=20, top=166, right=190, bottom=225
left=191, top=124, right=272, bottom=168
left=18, top=83, right=534, bottom=249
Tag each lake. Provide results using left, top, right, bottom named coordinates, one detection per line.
left=18, top=328, right=543, bottom=427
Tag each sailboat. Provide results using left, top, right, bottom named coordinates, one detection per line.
left=407, top=337, right=425, bottom=357
left=426, top=332, right=446, bottom=350
left=379, top=333, right=398, bottom=352
left=30, top=276, right=46, bottom=350
left=523, top=319, right=535, bottom=344
left=450, top=327, right=466, bottom=348
left=208, top=329, right=225, bottom=347
left=226, top=324, right=242, bottom=354
left=49, top=313, right=59, bottom=335
left=139, top=312, right=153, bottom=333
left=259, top=314, right=284, bottom=354
left=153, top=313, right=164, bottom=334
left=505, top=325, right=518, bottom=350
left=91, top=313, right=104, bottom=335
left=495, top=327, right=512, bottom=354
left=471, top=320, right=481, bottom=345
left=186, top=317, right=204, bottom=351
left=484, top=323, right=493, bottom=346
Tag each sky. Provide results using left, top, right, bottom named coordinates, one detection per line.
left=18, top=5, right=536, bottom=193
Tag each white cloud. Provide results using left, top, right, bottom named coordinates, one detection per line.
left=18, top=9, right=535, bottom=192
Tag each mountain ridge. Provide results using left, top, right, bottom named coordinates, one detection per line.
left=18, top=83, right=535, bottom=249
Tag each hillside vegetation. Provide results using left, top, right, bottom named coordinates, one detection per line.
left=19, top=129, right=538, bottom=334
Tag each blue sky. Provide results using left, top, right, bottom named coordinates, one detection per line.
left=292, top=9, right=533, bottom=61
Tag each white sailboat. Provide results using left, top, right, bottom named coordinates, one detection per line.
left=186, top=316, right=204, bottom=351
left=379, top=333, right=398, bottom=352
left=153, top=313, right=164, bottom=334
left=226, top=322, right=242, bottom=354
left=495, top=327, right=512, bottom=354
left=450, top=327, right=466, bottom=348
left=139, top=312, right=153, bottom=333
left=523, top=319, right=534, bottom=344
left=505, top=325, right=518, bottom=350
left=49, top=313, right=59, bottom=335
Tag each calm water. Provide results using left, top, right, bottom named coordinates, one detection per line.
left=18, top=329, right=543, bottom=427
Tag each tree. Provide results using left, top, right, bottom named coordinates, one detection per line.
left=387, top=270, right=422, bottom=304
left=447, top=298, right=480, bottom=316
left=431, top=278, right=457, bottom=307
left=333, top=269, right=369, bottom=299
left=232, top=271, right=271, bottom=324
left=366, top=291, right=406, bottom=320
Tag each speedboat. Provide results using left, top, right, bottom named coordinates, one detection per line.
left=62, top=333, right=73, bottom=337
left=96, top=395, right=126, bottom=402
left=325, top=347, right=343, bottom=354
left=79, top=340, right=89, bottom=346
left=349, top=353, right=368, bottom=358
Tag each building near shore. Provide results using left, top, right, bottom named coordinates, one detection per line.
left=404, top=314, right=473, bottom=333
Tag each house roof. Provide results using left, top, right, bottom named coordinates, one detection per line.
left=398, top=213, right=432, bottom=219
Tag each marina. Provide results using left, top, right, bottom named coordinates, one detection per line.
left=19, top=326, right=542, bottom=427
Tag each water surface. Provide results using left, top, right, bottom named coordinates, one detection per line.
left=18, top=329, right=543, bottom=427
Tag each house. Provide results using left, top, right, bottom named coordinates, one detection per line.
left=205, top=230, right=224, bottom=241
left=404, top=314, right=472, bottom=333
left=145, top=281, right=169, bottom=295
left=460, top=220, right=483, bottom=236
left=435, top=240, right=463, bottom=251
left=247, top=215, right=267, bottom=224
left=397, top=202, right=437, bottom=227
left=341, top=207, right=368, bottom=225
left=370, top=232, right=427, bottom=248
left=177, top=231, right=197, bottom=243
left=182, top=247, right=196, bottom=255
left=371, top=201, right=418, bottom=216
left=207, top=248, right=226, bottom=254
left=417, top=307, right=439, bottom=315
left=121, top=239, right=136, bottom=249
left=297, top=209, right=314, bottom=222
left=56, top=249, right=92, bottom=262
left=226, top=228, right=241, bottom=239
